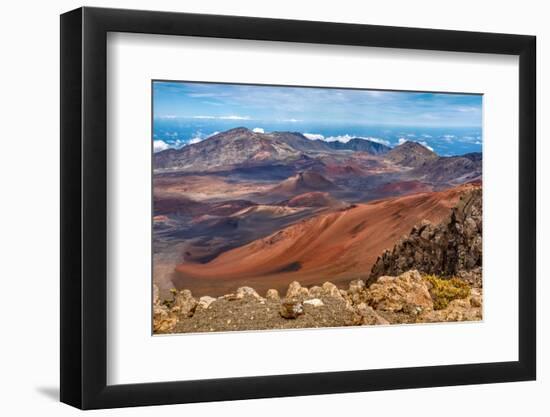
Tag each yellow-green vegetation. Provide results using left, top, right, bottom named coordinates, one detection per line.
left=424, top=274, right=471, bottom=310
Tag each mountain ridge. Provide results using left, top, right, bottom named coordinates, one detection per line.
left=155, top=128, right=395, bottom=172
left=325, top=138, right=391, bottom=154
left=385, top=140, right=439, bottom=167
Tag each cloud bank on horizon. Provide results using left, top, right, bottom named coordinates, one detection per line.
left=152, top=81, right=482, bottom=155
left=154, top=81, right=482, bottom=127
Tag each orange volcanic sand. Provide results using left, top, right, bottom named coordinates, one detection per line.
left=174, top=184, right=477, bottom=296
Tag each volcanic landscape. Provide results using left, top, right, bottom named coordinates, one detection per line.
left=153, top=127, right=482, bottom=298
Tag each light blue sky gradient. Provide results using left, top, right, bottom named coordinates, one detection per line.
left=153, top=81, right=482, bottom=128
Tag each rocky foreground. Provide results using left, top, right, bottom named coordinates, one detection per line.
left=154, top=269, right=482, bottom=334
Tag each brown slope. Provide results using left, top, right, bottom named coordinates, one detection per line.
left=283, top=192, right=344, bottom=208
left=410, top=155, right=482, bottom=185
left=174, top=184, right=475, bottom=296
left=270, top=171, right=337, bottom=196
left=385, top=141, right=438, bottom=167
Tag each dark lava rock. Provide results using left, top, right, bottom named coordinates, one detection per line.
left=368, top=188, right=482, bottom=285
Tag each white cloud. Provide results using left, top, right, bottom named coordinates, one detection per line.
left=185, top=131, right=220, bottom=146
left=328, top=135, right=391, bottom=146
left=363, top=137, right=391, bottom=147
left=252, top=127, right=265, bottom=133
left=458, top=135, right=483, bottom=145
left=190, top=115, right=251, bottom=120
left=305, top=133, right=390, bottom=146
left=154, top=131, right=222, bottom=151
left=421, top=134, right=432, bottom=138
left=397, top=138, right=434, bottom=151
left=456, top=106, right=479, bottom=113
left=325, top=134, right=356, bottom=143
left=419, top=141, right=434, bottom=151
left=282, top=118, right=301, bottom=122
left=153, top=140, right=170, bottom=153
left=438, top=134, right=456, bottom=143
left=188, top=137, right=203, bottom=145
left=219, top=115, right=250, bottom=120
left=304, top=133, right=325, bottom=141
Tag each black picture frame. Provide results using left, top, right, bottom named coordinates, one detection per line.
left=60, top=6, right=536, bottom=410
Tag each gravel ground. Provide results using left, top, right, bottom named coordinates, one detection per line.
left=173, top=294, right=357, bottom=333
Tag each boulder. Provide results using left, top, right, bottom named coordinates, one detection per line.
left=265, top=289, right=280, bottom=300
left=153, top=304, right=178, bottom=333
left=286, top=281, right=309, bottom=299
left=469, top=288, right=483, bottom=308
left=348, top=279, right=366, bottom=294
left=171, top=289, right=197, bottom=317
left=198, top=296, right=216, bottom=309
left=304, top=298, right=324, bottom=308
left=355, top=303, right=390, bottom=325
left=235, top=286, right=263, bottom=300
left=308, top=286, right=323, bottom=298
left=347, top=279, right=368, bottom=305
left=322, top=282, right=342, bottom=298
left=280, top=301, right=304, bottom=319
left=366, top=270, right=433, bottom=315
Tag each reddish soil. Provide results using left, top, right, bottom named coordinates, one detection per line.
left=284, top=192, right=341, bottom=208
left=375, top=180, right=433, bottom=196
left=174, top=184, right=475, bottom=297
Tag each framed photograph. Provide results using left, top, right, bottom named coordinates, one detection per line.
left=60, top=6, right=536, bottom=409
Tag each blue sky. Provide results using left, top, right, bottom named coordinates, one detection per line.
left=152, top=81, right=482, bottom=155
left=153, top=81, right=482, bottom=128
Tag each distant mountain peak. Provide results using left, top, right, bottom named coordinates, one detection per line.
left=224, top=126, right=251, bottom=134
left=386, top=140, right=438, bottom=167
left=270, top=170, right=336, bottom=196
left=393, top=140, right=434, bottom=152
left=325, top=137, right=391, bottom=155
left=153, top=128, right=326, bottom=172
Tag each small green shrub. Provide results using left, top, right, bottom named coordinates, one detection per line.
left=424, top=275, right=470, bottom=310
